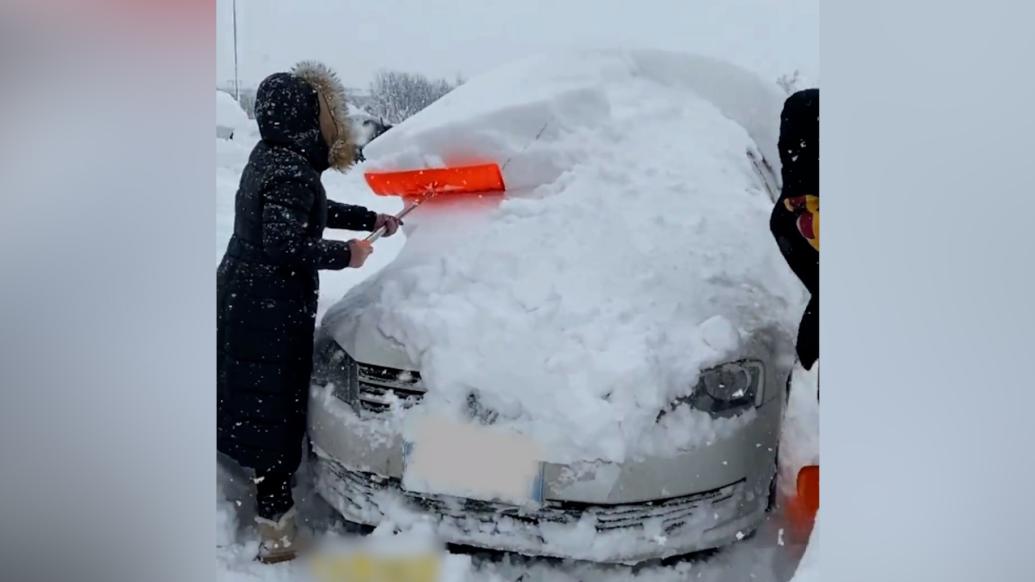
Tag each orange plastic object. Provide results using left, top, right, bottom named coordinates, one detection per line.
left=797, top=464, right=820, bottom=513
left=785, top=464, right=820, bottom=540
left=401, top=192, right=506, bottom=211
left=364, top=163, right=505, bottom=198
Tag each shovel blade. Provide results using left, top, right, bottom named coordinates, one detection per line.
left=365, top=163, right=505, bottom=197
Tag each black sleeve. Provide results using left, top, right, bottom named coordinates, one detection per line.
left=770, top=198, right=818, bottom=296
left=261, top=180, right=352, bottom=270
left=327, top=200, right=378, bottom=232
left=796, top=295, right=819, bottom=369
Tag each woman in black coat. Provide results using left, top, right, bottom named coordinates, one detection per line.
left=217, top=61, right=399, bottom=562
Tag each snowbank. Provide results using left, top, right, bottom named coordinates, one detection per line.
left=788, top=512, right=819, bottom=582
left=323, top=49, right=806, bottom=464
left=779, top=363, right=820, bottom=496
left=217, top=90, right=255, bottom=139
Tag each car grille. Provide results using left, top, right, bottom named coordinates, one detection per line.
left=356, top=362, right=425, bottom=413
left=317, top=458, right=743, bottom=535
left=545, top=484, right=740, bottom=533
left=408, top=481, right=743, bottom=534
left=317, top=460, right=393, bottom=515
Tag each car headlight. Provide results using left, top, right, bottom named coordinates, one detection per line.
left=313, top=339, right=358, bottom=409
left=663, top=360, right=765, bottom=419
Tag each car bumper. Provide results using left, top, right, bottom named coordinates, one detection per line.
left=307, top=386, right=782, bottom=563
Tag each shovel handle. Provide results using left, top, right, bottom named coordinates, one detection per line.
left=364, top=225, right=388, bottom=243
left=363, top=201, right=423, bottom=243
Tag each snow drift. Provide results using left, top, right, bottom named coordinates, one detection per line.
left=216, top=90, right=253, bottom=140
left=321, top=49, right=806, bottom=464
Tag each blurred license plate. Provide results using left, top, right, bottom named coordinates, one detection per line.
left=402, top=415, right=545, bottom=505
left=312, top=552, right=440, bottom=582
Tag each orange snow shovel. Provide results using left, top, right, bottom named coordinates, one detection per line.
left=362, top=163, right=506, bottom=242
left=365, top=163, right=505, bottom=199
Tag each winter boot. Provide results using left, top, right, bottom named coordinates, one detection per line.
left=255, top=507, right=305, bottom=564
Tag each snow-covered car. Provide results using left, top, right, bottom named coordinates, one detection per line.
left=216, top=90, right=252, bottom=140
left=308, top=50, right=805, bottom=564
left=347, top=104, right=393, bottom=162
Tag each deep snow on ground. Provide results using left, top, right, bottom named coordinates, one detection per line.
left=788, top=513, right=819, bottom=582
left=323, top=49, right=805, bottom=466
left=216, top=48, right=818, bottom=582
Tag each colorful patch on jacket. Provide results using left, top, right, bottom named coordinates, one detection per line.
left=784, top=195, right=819, bottom=251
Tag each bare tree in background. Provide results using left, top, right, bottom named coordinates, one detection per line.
left=366, top=70, right=460, bottom=124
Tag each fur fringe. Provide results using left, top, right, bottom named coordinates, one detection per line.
left=292, top=60, right=356, bottom=171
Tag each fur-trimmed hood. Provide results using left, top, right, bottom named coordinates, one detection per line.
left=291, top=61, right=356, bottom=172
left=253, top=61, right=356, bottom=172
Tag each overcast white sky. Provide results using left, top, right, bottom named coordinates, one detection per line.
left=216, top=0, right=818, bottom=91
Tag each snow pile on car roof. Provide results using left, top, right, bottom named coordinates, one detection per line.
left=326, top=49, right=806, bottom=464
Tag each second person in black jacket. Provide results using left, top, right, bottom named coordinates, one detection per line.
left=770, top=88, right=819, bottom=371
left=216, top=61, right=400, bottom=563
